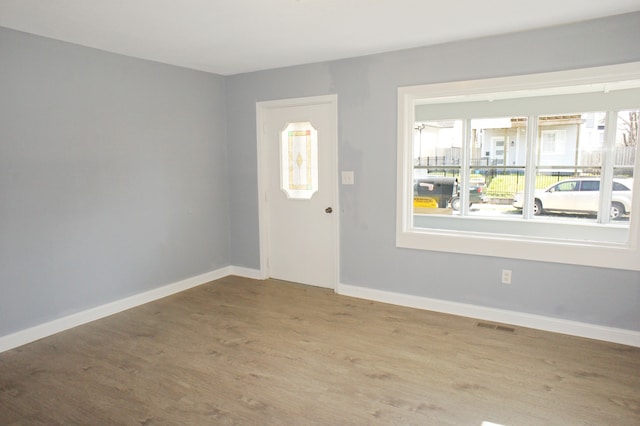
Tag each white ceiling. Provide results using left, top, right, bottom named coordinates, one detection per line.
left=1, top=0, right=639, bottom=76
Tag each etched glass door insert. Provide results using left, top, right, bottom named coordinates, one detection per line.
left=280, top=122, right=318, bottom=199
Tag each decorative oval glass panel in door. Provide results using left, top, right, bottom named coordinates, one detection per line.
left=280, top=121, right=318, bottom=199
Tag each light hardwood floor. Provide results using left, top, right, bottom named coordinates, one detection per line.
left=1, top=276, right=639, bottom=425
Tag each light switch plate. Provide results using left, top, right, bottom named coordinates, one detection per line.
left=342, top=171, right=355, bottom=185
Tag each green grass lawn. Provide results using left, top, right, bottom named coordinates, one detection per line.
left=485, top=174, right=597, bottom=198
left=417, top=170, right=596, bottom=199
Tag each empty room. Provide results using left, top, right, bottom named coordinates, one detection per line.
left=1, top=1, right=639, bottom=424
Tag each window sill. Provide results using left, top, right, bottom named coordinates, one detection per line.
left=396, top=227, right=640, bottom=271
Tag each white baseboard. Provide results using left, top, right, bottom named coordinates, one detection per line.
left=4, top=271, right=637, bottom=353
left=337, top=283, right=640, bottom=348
left=0, top=266, right=260, bottom=353
left=227, top=266, right=264, bottom=280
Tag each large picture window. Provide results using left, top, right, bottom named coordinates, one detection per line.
left=397, top=63, right=640, bottom=270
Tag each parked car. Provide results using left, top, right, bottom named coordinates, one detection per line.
left=413, top=177, right=487, bottom=211
left=512, top=177, right=633, bottom=219
left=450, top=184, right=487, bottom=211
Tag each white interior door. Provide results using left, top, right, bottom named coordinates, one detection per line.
left=258, top=95, right=338, bottom=288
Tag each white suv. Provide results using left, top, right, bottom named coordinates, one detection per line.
left=512, top=177, right=633, bottom=219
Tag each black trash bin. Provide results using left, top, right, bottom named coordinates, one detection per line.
left=413, top=177, right=456, bottom=208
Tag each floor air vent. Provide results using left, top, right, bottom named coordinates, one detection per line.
left=476, top=322, right=515, bottom=333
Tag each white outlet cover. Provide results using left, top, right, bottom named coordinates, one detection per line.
left=342, top=171, right=354, bottom=185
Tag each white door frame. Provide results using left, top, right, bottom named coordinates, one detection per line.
left=256, top=94, right=339, bottom=289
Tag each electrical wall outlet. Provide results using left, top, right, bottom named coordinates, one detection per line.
left=342, top=171, right=355, bottom=185
left=501, top=269, right=512, bottom=284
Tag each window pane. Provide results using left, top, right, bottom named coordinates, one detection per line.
left=280, top=122, right=318, bottom=199
left=413, top=121, right=462, bottom=215
left=608, top=110, right=638, bottom=222
left=414, top=120, right=463, bottom=169
left=467, top=117, right=527, bottom=218
left=528, top=113, right=607, bottom=223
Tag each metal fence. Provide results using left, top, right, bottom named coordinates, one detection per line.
left=415, top=145, right=636, bottom=198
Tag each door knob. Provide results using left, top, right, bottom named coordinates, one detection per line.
left=325, top=207, right=333, bottom=213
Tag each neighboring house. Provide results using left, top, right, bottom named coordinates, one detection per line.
left=415, top=114, right=634, bottom=172
left=481, top=114, right=636, bottom=171
left=481, top=115, right=586, bottom=168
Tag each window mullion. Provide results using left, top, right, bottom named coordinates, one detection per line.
left=523, top=115, right=538, bottom=219
left=459, top=119, right=472, bottom=215
left=598, top=111, right=617, bottom=224
left=402, top=94, right=417, bottom=231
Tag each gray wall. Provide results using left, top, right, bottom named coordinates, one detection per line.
left=227, top=12, right=640, bottom=331
left=2, top=13, right=639, bottom=340
left=0, top=28, right=229, bottom=336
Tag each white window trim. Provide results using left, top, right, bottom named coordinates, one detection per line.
left=396, top=62, right=640, bottom=271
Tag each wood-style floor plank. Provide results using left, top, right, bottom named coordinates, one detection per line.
left=1, top=276, right=639, bottom=425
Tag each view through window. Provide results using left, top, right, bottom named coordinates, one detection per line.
left=412, top=112, right=636, bottom=224
left=397, top=63, right=640, bottom=270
